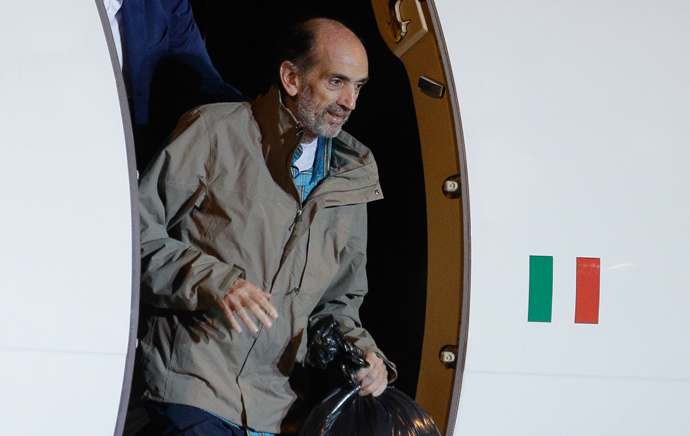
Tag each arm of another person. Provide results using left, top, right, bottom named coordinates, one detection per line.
left=139, top=108, right=276, bottom=332
left=167, top=0, right=245, bottom=101
left=308, top=205, right=397, bottom=396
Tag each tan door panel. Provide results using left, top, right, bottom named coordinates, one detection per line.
left=371, top=1, right=470, bottom=434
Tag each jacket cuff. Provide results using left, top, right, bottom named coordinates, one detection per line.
left=359, top=344, right=397, bottom=383
left=374, top=351, right=398, bottom=383
left=214, top=265, right=246, bottom=303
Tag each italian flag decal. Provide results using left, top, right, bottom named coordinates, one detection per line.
left=528, top=256, right=601, bottom=324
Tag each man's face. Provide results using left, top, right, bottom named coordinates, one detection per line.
left=293, top=33, right=369, bottom=140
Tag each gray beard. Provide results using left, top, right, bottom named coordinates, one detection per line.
left=296, top=87, right=349, bottom=139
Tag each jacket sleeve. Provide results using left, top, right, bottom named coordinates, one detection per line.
left=138, top=109, right=244, bottom=311
left=308, top=205, right=398, bottom=381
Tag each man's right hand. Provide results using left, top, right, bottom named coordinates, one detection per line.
left=220, top=278, right=278, bottom=333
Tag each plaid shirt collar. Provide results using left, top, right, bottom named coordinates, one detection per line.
left=291, top=136, right=332, bottom=204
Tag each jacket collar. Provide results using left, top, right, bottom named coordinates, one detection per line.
left=249, top=86, right=383, bottom=206
left=250, top=86, right=303, bottom=202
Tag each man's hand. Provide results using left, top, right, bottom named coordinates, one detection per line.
left=355, top=352, right=388, bottom=397
left=220, top=278, right=278, bottom=333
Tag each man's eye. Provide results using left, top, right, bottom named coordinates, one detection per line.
left=330, top=78, right=342, bottom=86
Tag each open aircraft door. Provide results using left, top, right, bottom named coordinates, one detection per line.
left=368, top=2, right=470, bottom=433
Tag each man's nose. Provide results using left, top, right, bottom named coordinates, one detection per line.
left=337, top=86, right=358, bottom=111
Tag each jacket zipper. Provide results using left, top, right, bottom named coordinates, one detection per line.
left=293, top=208, right=303, bottom=226
left=288, top=128, right=305, bottom=230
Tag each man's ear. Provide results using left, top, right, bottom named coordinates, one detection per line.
left=279, top=61, right=301, bottom=98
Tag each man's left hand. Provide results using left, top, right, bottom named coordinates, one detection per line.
left=355, top=352, right=388, bottom=397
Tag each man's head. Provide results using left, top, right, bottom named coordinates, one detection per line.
left=278, top=18, right=369, bottom=143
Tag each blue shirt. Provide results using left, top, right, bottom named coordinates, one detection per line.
left=291, top=137, right=332, bottom=203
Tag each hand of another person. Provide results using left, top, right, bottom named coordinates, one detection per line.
left=220, top=278, right=278, bottom=333
left=355, top=351, right=388, bottom=397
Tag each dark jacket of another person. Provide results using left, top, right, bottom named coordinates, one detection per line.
left=121, top=0, right=244, bottom=171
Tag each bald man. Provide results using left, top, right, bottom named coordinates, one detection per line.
left=134, top=18, right=395, bottom=436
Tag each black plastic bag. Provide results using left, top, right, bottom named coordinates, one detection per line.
left=299, top=317, right=442, bottom=436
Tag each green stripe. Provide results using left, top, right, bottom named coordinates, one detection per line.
left=528, top=256, right=553, bottom=322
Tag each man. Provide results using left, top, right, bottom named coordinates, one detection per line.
left=135, top=18, right=394, bottom=435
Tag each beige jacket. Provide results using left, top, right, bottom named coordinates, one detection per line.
left=137, top=87, right=394, bottom=433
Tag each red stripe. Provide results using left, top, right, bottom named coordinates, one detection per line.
left=575, top=258, right=600, bottom=324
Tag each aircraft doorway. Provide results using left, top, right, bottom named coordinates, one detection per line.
left=187, top=0, right=467, bottom=433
